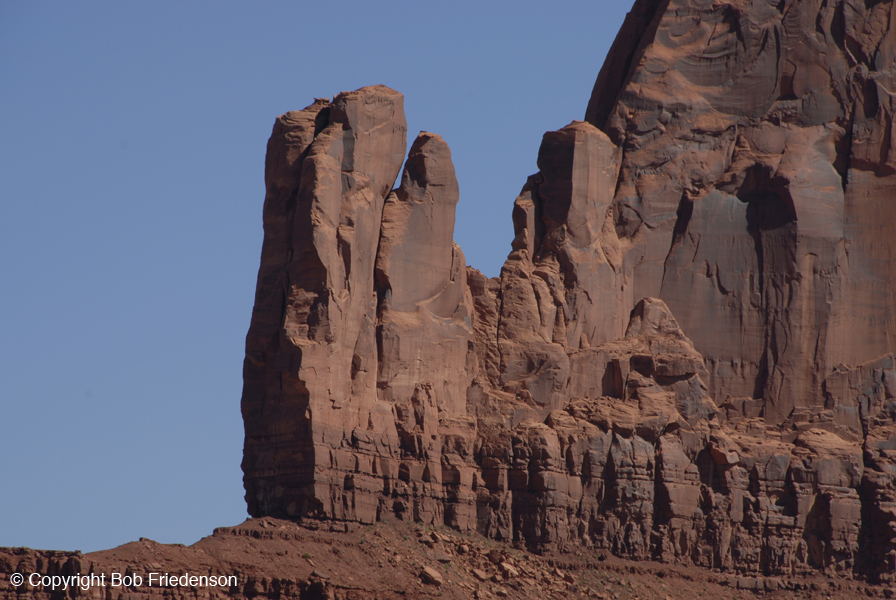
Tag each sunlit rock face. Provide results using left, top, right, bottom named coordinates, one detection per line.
left=586, top=0, right=896, bottom=425
left=242, top=0, right=896, bottom=582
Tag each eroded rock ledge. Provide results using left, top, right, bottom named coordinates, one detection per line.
left=242, top=0, right=896, bottom=582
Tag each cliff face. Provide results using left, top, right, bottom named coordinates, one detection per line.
left=241, top=0, right=896, bottom=582
left=586, top=0, right=896, bottom=425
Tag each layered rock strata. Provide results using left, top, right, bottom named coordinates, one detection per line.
left=242, top=0, right=896, bottom=583
left=5, top=519, right=870, bottom=600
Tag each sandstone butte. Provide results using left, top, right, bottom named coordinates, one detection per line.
left=3, top=1, right=895, bottom=598
left=239, top=0, right=896, bottom=582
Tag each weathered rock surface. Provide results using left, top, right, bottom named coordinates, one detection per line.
left=242, top=0, right=896, bottom=584
left=6, top=518, right=877, bottom=600
left=242, top=85, right=408, bottom=521
left=586, top=0, right=896, bottom=424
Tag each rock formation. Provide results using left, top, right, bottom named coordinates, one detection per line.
left=6, top=518, right=867, bottom=599
left=241, top=0, right=896, bottom=583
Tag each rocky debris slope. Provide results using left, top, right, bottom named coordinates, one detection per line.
left=241, top=0, right=896, bottom=583
left=0, top=518, right=886, bottom=600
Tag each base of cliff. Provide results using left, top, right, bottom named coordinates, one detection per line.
left=2, top=518, right=892, bottom=600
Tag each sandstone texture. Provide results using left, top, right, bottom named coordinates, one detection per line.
left=4, top=518, right=879, bottom=600
left=242, top=0, right=896, bottom=584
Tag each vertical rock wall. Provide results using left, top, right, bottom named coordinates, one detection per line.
left=585, top=0, right=896, bottom=424
left=242, top=86, right=408, bottom=520
left=242, top=0, right=896, bottom=583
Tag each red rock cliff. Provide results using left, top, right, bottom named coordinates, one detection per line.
left=242, top=0, right=896, bottom=582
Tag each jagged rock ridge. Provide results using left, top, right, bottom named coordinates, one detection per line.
left=241, top=0, right=896, bottom=582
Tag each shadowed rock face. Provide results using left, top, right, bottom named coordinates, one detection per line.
left=242, top=0, right=896, bottom=583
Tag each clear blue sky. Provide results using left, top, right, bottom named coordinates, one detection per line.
left=0, top=2, right=631, bottom=552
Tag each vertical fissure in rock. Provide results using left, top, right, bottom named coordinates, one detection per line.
left=660, top=192, right=694, bottom=294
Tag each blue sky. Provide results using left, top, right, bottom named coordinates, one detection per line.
left=0, top=2, right=631, bottom=552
